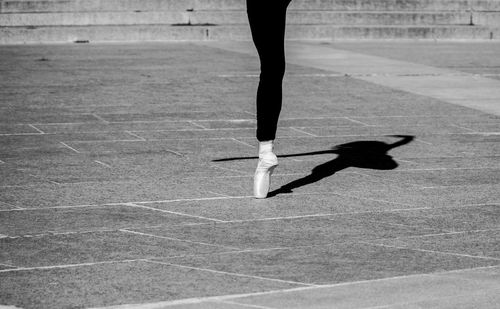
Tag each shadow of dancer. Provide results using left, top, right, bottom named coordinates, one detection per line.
left=268, top=135, right=414, bottom=197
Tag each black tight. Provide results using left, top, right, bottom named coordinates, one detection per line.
left=247, top=0, right=292, bottom=141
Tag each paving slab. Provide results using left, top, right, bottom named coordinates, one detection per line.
left=164, top=243, right=498, bottom=285
left=328, top=42, right=500, bottom=81
left=0, top=204, right=209, bottom=236
left=296, top=123, right=474, bottom=136
left=363, top=167, right=500, bottom=187
left=34, top=121, right=201, bottom=133
left=133, top=127, right=308, bottom=141
left=203, top=41, right=500, bottom=116
left=105, top=266, right=500, bottom=309
left=0, top=132, right=136, bottom=150
left=0, top=180, right=221, bottom=208
left=339, top=185, right=500, bottom=207
left=354, top=204, right=500, bottom=232
left=0, top=261, right=298, bottom=309
left=131, top=215, right=442, bottom=250
left=0, top=168, right=47, bottom=187
left=139, top=193, right=425, bottom=222
left=0, top=201, right=18, bottom=211
left=362, top=156, right=500, bottom=170
left=198, top=171, right=400, bottom=197
left=0, top=124, right=40, bottom=135
left=10, top=155, right=244, bottom=184
left=0, top=230, right=230, bottom=268
left=227, top=267, right=500, bottom=309
left=377, top=229, right=500, bottom=259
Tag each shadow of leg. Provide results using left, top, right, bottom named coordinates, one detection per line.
left=269, top=160, right=347, bottom=197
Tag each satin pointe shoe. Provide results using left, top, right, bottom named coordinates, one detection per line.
left=254, top=152, right=278, bottom=198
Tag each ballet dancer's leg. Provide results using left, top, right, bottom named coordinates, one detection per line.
left=247, top=0, right=291, bottom=198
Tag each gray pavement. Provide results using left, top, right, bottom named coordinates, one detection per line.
left=0, top=41, right=499, bottom=308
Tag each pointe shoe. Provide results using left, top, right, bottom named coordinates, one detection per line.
left=254, top=152, right=278, bottom=199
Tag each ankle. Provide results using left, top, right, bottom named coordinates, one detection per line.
left=258, top=140, right=274, bottom=157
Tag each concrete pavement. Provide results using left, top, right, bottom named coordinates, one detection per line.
left=0, top=41, right=499, bottom=308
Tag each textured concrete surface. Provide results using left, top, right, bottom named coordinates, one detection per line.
left=0, top=41, right=499, bottom=308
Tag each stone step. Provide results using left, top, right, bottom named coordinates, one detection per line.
left=0, top=11, right=475, bottom=27
left=1, top=24, right=497, bottom=44
left=474, top=12, right=500, bottom=26
left=2, top=0, right=500, bottom=13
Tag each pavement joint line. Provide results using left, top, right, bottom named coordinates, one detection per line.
left=125, top=202, right=488, bottom=226
left=0, top=201, right=24, bottom=210
left=162, top=246, right=321, bottom=260
left=123, top=203, right=227, bottom=223
left=188, top=120, right=208, bottom=130
left=415, top=138, right=434, bottom=145
left=244, top=111, right=256, bottom=116
left=344, top=116, right=371, bottom=126
left=1, top=127, right=493, bottom=138
left=88, top=263, right=500, bottom=309
left=20, top=114, right=491, bottom=127
left=0, top=184, right=49, bottom=189
left=361, top=289, right=500, bottom=309
left=0, top=192, right=365, bottom=212
left=1, top=223, right=215, bottom=239
left=94, top=160, right=112, bottom=168
left=118, top=195, right=255, bottom=205
left=218, top=74, right=259, bottom=78
left=27, top=124, right=45, bottom=134
left=63, top=139, right=157, bottom=144
left=166, top=148, right=184, bottom=157
left=290, top=127, right=317, bottom=137
left=421, top=184, right=498, bottom=189
left=232, top=137, right=255, bottom=148
left=393, top=167, right=500, bottom=172
left=6, top=205, right=495, bottom=239
left=145, top=260, right=316, bottom=287
left=59, top=141, right=80, bottom=154
left=205, top=190, right=232, bottom=198
left=450, top=123, right=477, bottom=133
left=125, top=130, right=147, bottom=141
left=226, top=213, right=345, bottom=224
left=182, top=171, right=359, bottom=180
left=32, top=122, right=90, bottom=126
left=91, top=113, right=110, bottom=124
left=0, top=193, right=492, bottom=215
left=477, top=132, right=500, bottom=135
left=118, top=229, right=241, bottom=250
left=210, top=164, right=248, bottom=175
left=0, top=204, right=100, bottom=212
left=201, top=203, right=469, bottom=224
left=334, top=192, right=415, bottom=207
left=0, top=132, right=47, bottom=136
left=1, top=228, right=119, bottom=240
left=66, top=130, right=500, bottom=143
left=0, top=259, right=145, bottom=273
left=349, top=114, right=484, bottom=119
left=395, top=228, right=500, bottom=241
left=359, top=241, right=500, bottom=261
left=0, top=262, right=16, bottom=268
left=363, top=219, right=450, bottom=233
left=346, top=171, right=409, bottom=187
left=218, top=300, right=275, bottom=309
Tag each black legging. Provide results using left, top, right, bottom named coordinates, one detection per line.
left=247, top=0, right=292, bottom=141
